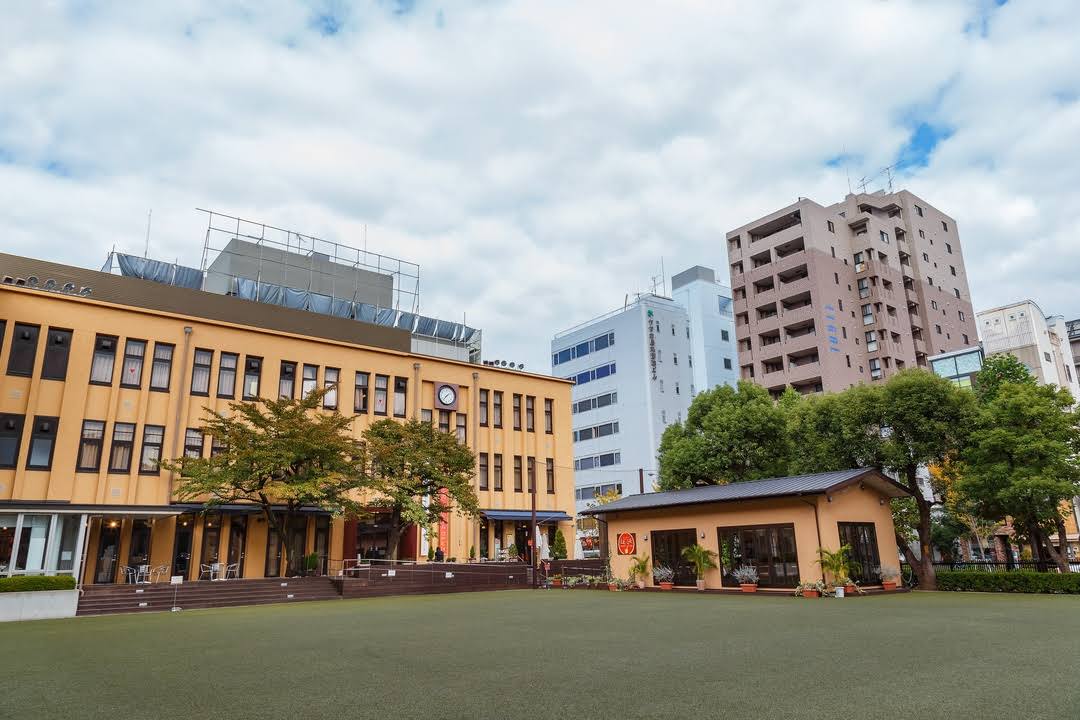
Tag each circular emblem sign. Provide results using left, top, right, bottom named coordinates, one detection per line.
left=617, top=532, right=636, bottom=555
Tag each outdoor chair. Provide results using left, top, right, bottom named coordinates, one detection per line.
left=136, top=564, right=151, bottom=583
left=150, top=564, right=169, bottom=583
left=224, top=562, right=240, bottom=580
left=120, top=565, right=137, bottom=584
left=199, top=563, right=218, bottom=581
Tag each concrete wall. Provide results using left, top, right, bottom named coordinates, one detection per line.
left=0, top=590, right=79, bottom=622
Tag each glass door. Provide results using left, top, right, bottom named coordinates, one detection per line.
left=651, top=529, right=698, bottom=586
left=172, top=515, right=195, bottom=579
left=200, top=513, right=222, bottom=574
left=313, top=516, right=329, bottom=575
left=718, top=524, right=800, bottom=588
left=838, top=522, right=880, bottom=584
left=127, top=519, right=153, bottom=569
left=286, top=518, right=306, bottom=576
left=95, top=520, right=122, bottom=583
left=227, top=515, right=247, bottom=577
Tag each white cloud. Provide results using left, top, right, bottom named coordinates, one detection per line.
left=1, top=0, right=1077, bottom=369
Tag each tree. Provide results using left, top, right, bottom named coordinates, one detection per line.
left=361, top=418, right=479, bottom=560
left=656, top=381, right=792, bottom=491
left=166, top=388, right=368, bottom=577
left=785, top=386, right=881, bottom=474
left=974, top=353, right=1037, bottom=403
left=958, top=382, right=1080, bottom=572
left=550, top=529, right=568, bottom=560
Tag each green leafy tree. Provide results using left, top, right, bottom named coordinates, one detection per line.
left=362, top=419, right=479, bottom=560
left=166, top=388, right=368, bottom=577
left=958, top=382, right=1080, bottom=572
left=785, top=386, right=881, bottom=474
left=657, top=381, right=792, bottom=490
left=550, top=529, right=568, bottom=560
left=974, top=353, right=1037, bottom=403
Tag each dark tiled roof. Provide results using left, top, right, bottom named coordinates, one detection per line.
left=579, top=468, right=907, bottom=515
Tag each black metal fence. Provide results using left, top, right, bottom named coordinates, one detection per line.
left=902, top=560, right=1080, bottom=586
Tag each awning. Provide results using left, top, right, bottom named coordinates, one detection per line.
left=171, top=503, right=333, bottom=515
left=0, top=501, right=182, bottom=516
left=481, top=510, right=573, bottom=523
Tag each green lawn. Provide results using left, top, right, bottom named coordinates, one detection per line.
left=4, top=590, right=1080, bottom=719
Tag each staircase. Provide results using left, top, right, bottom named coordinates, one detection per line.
left=76, top=577, right=340, bottom=616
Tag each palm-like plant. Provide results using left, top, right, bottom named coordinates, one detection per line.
left=817, top=545, right=855, bottom=585
left=681, top=544, right=719, bottom=578
left=627, top=554, right=650, bottom=583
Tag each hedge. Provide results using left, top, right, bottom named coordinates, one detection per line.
left=0, top=575, right=77, bottom=593
left=936, top=571, right=1080, bottom=594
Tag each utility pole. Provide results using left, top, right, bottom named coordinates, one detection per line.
left=639, top=468, right=645, bottom=495
left=530, top=476, right=538, bottom=588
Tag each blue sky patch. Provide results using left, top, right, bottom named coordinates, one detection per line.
left=895, top=122, right=953, bottom=169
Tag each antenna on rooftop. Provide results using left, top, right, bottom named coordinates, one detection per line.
left=144, top=209, right=153, bottom=258
left=857, top=164, right=896, bottom=195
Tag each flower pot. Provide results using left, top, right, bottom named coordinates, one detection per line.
left=739, top=583, right=758, bottom=593
left=881, top=581, right=896, bottom=591
left=636, top=580, right=645, bottom=590
left=659, top=582, right=674, bottom=591
left=551, top=579, right=562, bottom=588
left=803, top=589, right=821, bottom=599
left=844, top=584, right=856, bottom=595
left=696, top=579, right=707, bottom=592
left=608, top=583, right=619, bottom=592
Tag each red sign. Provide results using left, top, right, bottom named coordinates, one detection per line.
left=617, top=532, right=636, bottom=555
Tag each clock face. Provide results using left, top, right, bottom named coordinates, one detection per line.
left=438, top=385, right=457, bottom=406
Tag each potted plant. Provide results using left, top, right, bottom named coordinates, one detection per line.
left=681, top=544, right=719, bottom=591
left=628, top=554, right=650, bottom=589
left=507, top=543, right=519, bottom=562
left=794, top=580, right=826, bottom=598
left=305, top=552, right=320, bottom=576
left=469, top=545, right=477, bottom=562
left=817, top=545, right=856, bottom=596
left=877, top=565, right=899, bottom=591
left=732, top=565, right=759, bottom=592
left=550, top=574, right=563, bottom=588
left=607, top=577, right=620, bottom=591
left=653, top=565, right=675, bottom=590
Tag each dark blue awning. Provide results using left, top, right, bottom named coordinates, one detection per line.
left=481, top=510, right=572, bottom=523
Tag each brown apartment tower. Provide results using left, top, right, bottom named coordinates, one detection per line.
left=726, top=190, right=977, bottom=396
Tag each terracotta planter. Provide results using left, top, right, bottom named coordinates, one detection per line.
left=844, top=584, right=856, bottom=595
left=636, top=580, right=646, bottom=590
left=608, top=583, right=619, bottom=592
left=551, top=579, right=562, bottom=588
left=659, top=582, right=674, bottom=591
left=881, top=581, right=897, bottom=592
left=740, top=583, right=758, bottom=593
left=803, top=589, right=821, bottom=599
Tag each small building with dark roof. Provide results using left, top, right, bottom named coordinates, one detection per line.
left=581, top=468, right=907, bottom=590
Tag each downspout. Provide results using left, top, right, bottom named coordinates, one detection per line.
left=472, top=371, right=481, bottom=557
left=168, top=326, right=194, bottom=500
left=800, top=495, right=826, bottom=583
left=412, top=362, right=421, bottom=420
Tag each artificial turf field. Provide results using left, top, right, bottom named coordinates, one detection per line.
left=5, top=590, right=1080, bottom=719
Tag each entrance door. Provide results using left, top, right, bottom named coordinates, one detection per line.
left=95, top=520, right=122, bottom=584
left=838, top=522, right=880, bottom=584
left=200, top=514, right=222, bottom=571
left=313, top=516, right=329, bottom=575
left=127, top=519, right=152, bottom=568
left=173, top=515, right=195, bottom=579
left=651, top=529, right=697, bottom=586
left=718, top=524, right=800, bottom=588
left=227, top=515, right=247, bottom=577
left=286, top=519, right=306, bottom=576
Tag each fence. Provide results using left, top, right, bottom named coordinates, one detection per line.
left=902, top=560, right=1080, bottom=586
left=542, top=559, right=606, bottom=579
left=335, top=560, right=533, bottom=598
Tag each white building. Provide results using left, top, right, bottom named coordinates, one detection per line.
left=671, top=266, right=738, bottom=394
left=551, top=294, right=694, bottom=556
left=977, top=299, right=1080, bottom=401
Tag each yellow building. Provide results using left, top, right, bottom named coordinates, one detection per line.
left=583, top=468, right=906, bottom=589
left=0, top=252, right=574, bottom=585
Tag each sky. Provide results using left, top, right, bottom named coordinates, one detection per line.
left=2, top=0, right=1078, bottom=371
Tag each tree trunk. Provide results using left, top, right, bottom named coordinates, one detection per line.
left=279, top=512, right=291, bottom=578
left=1043, top=522, right=1071, bottom=573
left=385, top=508, right=402, bottom=562
left=1055, top=517, right=1072, bottom=573
left=908, top=466, right=938, bottom=591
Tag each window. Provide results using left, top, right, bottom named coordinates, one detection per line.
left=918, top=229, right=925, bottom=239
left=551, top=331, right=616, bottom=365
left=513, top=394, right=522, bottom=430
left=942, top=221, right=948, bottom=232
left=324, top=367, right=339, bottom=409
left=210, top=437, right=227, bottom=457
left=573, top=421, right=619, bottom=442
left=6, top=323, right=40, bottom=377
left=936, top=324, right=943, bottom=335
left=858, top=278, right=870, bottom=299
left=191, top=349, right=212, bottom=395
left=279, top=361, right=297, bottom=399
left=89, top=334, right=119, bottom=384
left=0, top=414, right=25, bottom=468
left=931, top=300, right=938, bottom=310
left=525, top=396, right=535, bottom=432
left=493, top=454, right=503, bottom=491
left=573, top=451, right=621, bottom=470
left=514, top=456, right=523, bottom=492
left=120, top=339, right=146, bottom=388
left=946, top=242, right=952, bottom=254
left=217, top=353, right=238, bottom=398
left=41, top=328, right=73, bottom=380
left=479, top=453, right=489, bottom=490
left=480, top=389, right=489, bottom=426
left=861, top=304, right=874, bottom=325
left=527, top=457, right=536, bottom=493
left=721, top=329, right=729, bottom=341
left=544, top=398, right=553, bottom=433
left=922, top=252, right=929, bottom=262
left=827, top=220, right=835, bottom=232
left=869, top=358, right=882, bottom=380
left=1044, top=351, right=1052, bottom=363
left=242, top=356, right=262, bottom=399
left=354, top=372, right=369, bottom=413
left=139, top=425, right=165, bottom=474
left=573, top=391, right=618, bottom=414
left=421, top=409, right=432, bottom=424
left=675, top=382, right=680, bottom=395
left=915, top=204, right=924, bottom=217
left=963, top=334, right=969, bottom=345
left=302, top=364, right=318, bottom=398
left=149, top=343, right=174, bottom=390
left=865, top=330, right=878, bottom=353
left=493, top=391, right=503, bottom=428
left=879, top=230, right=889, bottom=244
left=928, top=277, right=933, bottom=287
left=393, top=377, right=407, bottom=417
left=184, top=429, right=204, bottom=458
left=571, top=362, right=617, bottom=386
left=959, top=310, right=966, bottom=322
left=723, top=358, right=732, bottom=369
left=26, top=416, right=59, bottom=469
left=853, top=252, right=865, bottom=273
left=77, top=420, right=106, bottom=471
left=438, top=410, right=450, bottom=433
left=456, top=413, right=467, bottom=443
left=954, top=288, right=960, bottom=299
left=108, top=423, right=136, bottom=473
left=950, top=265, right=956, bottom=276
left=546, top=458, right=555, bottom=494
left=374, top=375, right=389, bottom=415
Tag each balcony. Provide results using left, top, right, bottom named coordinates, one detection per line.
left=913, top=337, right=927, bottom=355
left=749, top=213, right=802, bottom=246
left=783, top=329, right=820, bottom=355
left=785, top=360, right=822, bottom=386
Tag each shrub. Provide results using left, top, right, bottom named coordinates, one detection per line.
left=732, top=565, right=759, bottom=585
left=0, top=575, right=77, bottom=593
left=936, top=571, right=1080, bottom=594
left=653, top=565, right=674, bottom=583
left=550, top=530, right=568, bottom=560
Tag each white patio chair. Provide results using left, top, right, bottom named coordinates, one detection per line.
left=224, top=562, right=240, bottom=580
left=120, top=565, right=136, bottom=584
left=150, top=564, right=169, bottom=583
left=137, top=564, right=151, bottom=583
left=198, top=563, right=214, bottom=580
